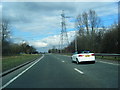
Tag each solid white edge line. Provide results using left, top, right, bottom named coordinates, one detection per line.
left=96, top=61, right=119, bottom=65
left=1, top=54, right=44, bottom=89
left=74, top=68, right=84, bottom=74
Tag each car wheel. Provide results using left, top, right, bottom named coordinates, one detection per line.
left=76, top=58, right=79, bottom=64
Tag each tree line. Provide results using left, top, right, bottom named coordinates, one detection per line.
left=1, top=19, right=38, bottom=56
left=49, top=9, right=119, bottom=54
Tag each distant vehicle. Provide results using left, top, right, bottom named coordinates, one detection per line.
left=71, top=51, right=95, bottom=64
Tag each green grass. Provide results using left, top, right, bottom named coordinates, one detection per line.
left=96, top=56, right=120, bottom=61
left=2, top=54, right=42, bottom=72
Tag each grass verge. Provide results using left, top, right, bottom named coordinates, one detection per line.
left=2, top=54, right=42, bottom=72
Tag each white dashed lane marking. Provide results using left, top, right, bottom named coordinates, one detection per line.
left=74, top=68, right=84, bottom=75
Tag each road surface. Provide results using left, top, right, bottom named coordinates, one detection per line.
left=1, top=54, right=119, bottom=88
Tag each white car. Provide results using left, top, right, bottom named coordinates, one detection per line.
left=71, top=51, right=95, bottom=64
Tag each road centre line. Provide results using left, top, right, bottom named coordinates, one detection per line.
left=53, top=56, right=66, bottom=63
left=74, top=68, right=84, bottom=75
left=1, top=55, right=44, bottom=89
left=55, top=57, right=61, bottom=60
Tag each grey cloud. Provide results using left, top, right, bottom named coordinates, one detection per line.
left=2, top=2, right=115, bottom=23
left=3, top=2, right=76, bottom=15
left=2, top=2, right=76, bottom=25
left=23, top=2, right=76, bottom=13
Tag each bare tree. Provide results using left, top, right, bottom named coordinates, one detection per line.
left=75, top=9, right=101, bottom=52
left=75, top=14, right=84, bottom=36
left=89, top=9, right=100, bottom=33
left=76, top=9, right=101, bottom=35
left=82, top=12, right=89, bottom=35
left=65, top=9, right=119, bottom=53
left=2, top=18, right=10, bottom=41
left=2, top=18, right=11, bottom=55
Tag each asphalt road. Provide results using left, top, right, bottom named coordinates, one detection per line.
left=1, top=54, right=119, bottom=88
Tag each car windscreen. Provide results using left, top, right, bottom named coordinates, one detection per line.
left=78, top=51, right=90, bottom=54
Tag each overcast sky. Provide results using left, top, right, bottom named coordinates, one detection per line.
left=1, top=1, right=118, bottom=52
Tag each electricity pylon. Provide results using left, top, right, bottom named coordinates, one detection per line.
left=60, top=10, right=69, bottom=53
